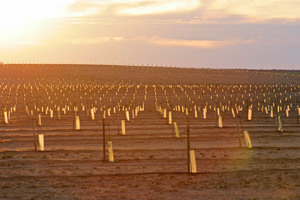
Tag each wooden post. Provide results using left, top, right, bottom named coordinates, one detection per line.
left=174, top=122, right=180, bottom=138
left=4, top=111, right=8, bottom=124
left=108, top=141, right=114, bottom=162
left=168, top=111, right=172, bottom=125
left=218, top=115, right=223, bottom=128
left=203, top=106, right=207, bottom=119
left=125, top=110, right=130, bottom=121
left=244, top=131, right=252, bottom=148
left=270, top=107, right=274, bottom=118
left=102, top=117, right=106, bottom=162
left=57, top=108, right=61, bottom=120
left=90, top=108, right=95, bottom=120
left=187, top=121, right=191, bottom=173
left=132, top=109, right=135, bottom=119
left=32, top=116, right=37, bottom=151
left=121, top=120, right=126, bottom=135
left=189, top=150, right=197, bottom=173
left=50, top=109, right=53, bottom=119
left=278, top=116, right=283, bottom=132
left=37, top=114, right=42, bottom=126
left=38, top=134, right=44, bottom=151
left=75, top=116, right=80, bottom=130
left=285, top=106, right=289, bottom=117
left=248, top=107, right=252, bottom=121
left=163, top=108, right=167, bottom=118
left=231, top=108, right=236, bottom=118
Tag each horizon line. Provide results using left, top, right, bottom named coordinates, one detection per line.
left=1, top=62, right=300, bottom=71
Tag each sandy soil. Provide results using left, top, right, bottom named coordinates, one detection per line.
left=0, top=65, right=299, bottom=199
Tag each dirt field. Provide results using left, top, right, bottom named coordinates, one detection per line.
left=0, top=64, right=299, bottom=199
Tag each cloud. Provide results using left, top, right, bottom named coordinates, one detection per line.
left=60, top=35, right=253, bottom=49
left=66, top=0, right=201, bottom=16
left=117, top=0, right=200, bottom=15
left=144, top=36, right=254, bottom=48
left=205, top=0, right=300, bottom=21
left=71, top=37, right=124, bottom=44
left=64, top=0, right=300, bottom=20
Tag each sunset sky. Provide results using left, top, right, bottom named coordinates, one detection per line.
left=0, top=0, right=299, bottom=69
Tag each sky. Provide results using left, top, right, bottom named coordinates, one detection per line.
left=0, top=0, right=300, bottom=69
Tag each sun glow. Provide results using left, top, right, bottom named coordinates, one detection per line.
left=0, top=0, right=77, bottom=44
